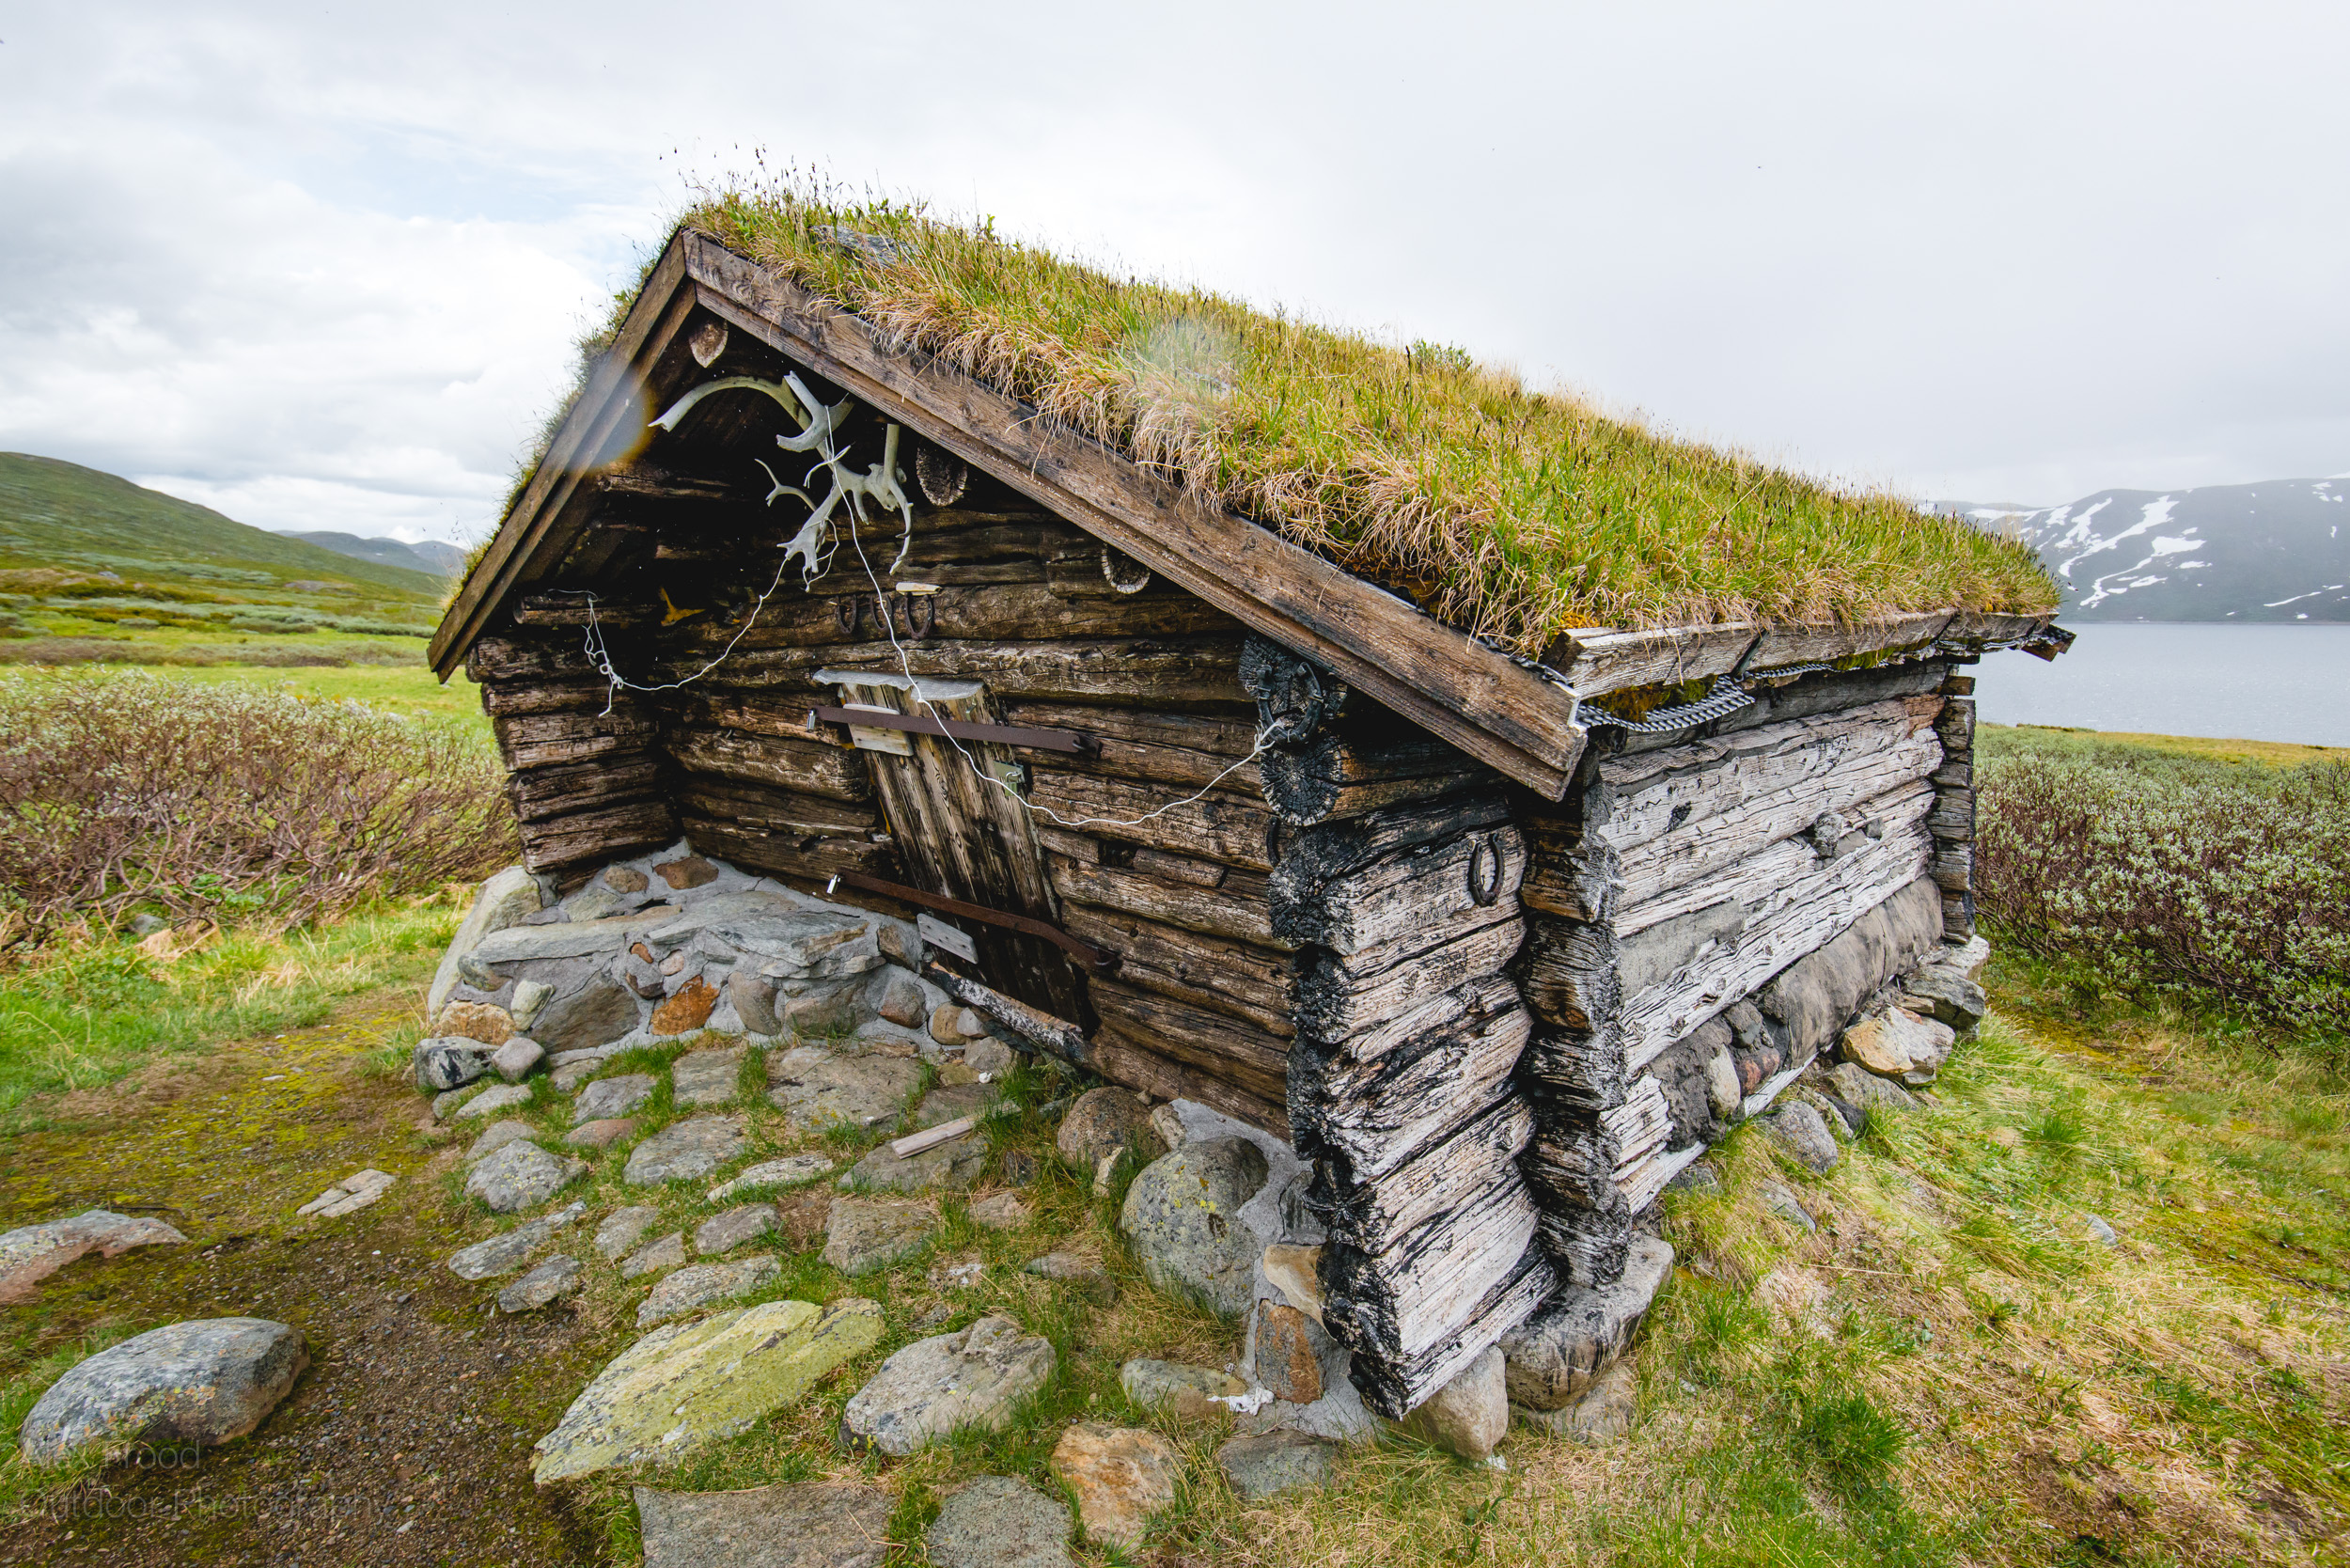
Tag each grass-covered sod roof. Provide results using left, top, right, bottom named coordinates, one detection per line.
left=674, top=183, right=2057, bottom=655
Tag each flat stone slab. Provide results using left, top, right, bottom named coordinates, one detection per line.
left=840, top=1314, right=1057, bottom=1456
left=1120, top=1358, right=1249, bottom=1419
left=463, top=1121, right=538, bottom=1165
left=0, top=1210, right=185, bottom=1305
left=596, top=1204, right=660, bottom=1261
left=911, top=1081, right=1000, bottom=1129
left=532, top=1298, right=883, bottom=1482
left=635, top=1480, right=893, bottom=1568
left=624, top=1115, right=747, bottom=1186
left=1050, top=1422, right=1180, bottom=1550
left=968, top=1193, right=1030, bottom=1231
left=638, top=1256, right=781, bottom=1326
left=1217, top=1429, right=1340, bottom=1501
left=498, top=1254, right=582, bottom=1313
left=708, top=1154, right=834, bottom=1202
left=696, top=1204, right=777, bottom=1256
left=22, top=1318, right=307, bottom=1465
left=927, top=1474, right=1073, bottom=1568
left=766, top=1046, right=922, bottom=1133
left=621, top=1233, right=686, bottom=1279
left=465, top=1142, right=588, bottom=1214
left=293, top=1169, right=397, bottom=1219
left=451, top=1083, right=533, bottom=1121
left=446, top=1201, right=587, bottom=1280
left=839, top=1134, right=987, bottom=1195
left=566, top=1117, right=636, bottom=1150
left=822, top=1198, right=940, bottom=1278
left=671, top=1046, right=746, bottom=1108
left=473, top=913, right=654, bottom=965
left=575, top=1073, right=656, bottom=1125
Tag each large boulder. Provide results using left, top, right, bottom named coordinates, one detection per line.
left=428, top=866, right=541, bottom=1019
left=1499, top=1236, right=1672, bottom=1410
left=1119, top=1138, right=1269, bottom=1318
left=532, top=1298, right=884, bottom=1482
left=1055, top=1088, right=1160, bottom=1174
left=840, top=1315, right=1057, bottom=1456
left=635, top=1481, right=893, bottom=1568
left=21, top=1319, right=306, bottom=1465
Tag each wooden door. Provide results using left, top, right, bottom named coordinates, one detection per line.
left=832, top=673, right=1090, bottom=1026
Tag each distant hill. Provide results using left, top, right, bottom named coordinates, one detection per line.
left=1934, top=478, right=2349, bottom=622
left=0, top=453, right=446, bottom=601
left=277, top=529, right=466, bottom=579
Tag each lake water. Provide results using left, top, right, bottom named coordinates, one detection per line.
left=1971, top=623, right=2350, bottom=748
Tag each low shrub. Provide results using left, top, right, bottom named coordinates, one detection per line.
left=0, top=669, right=515, bottom=935
left=1977, top=744, right=2350, bottom=1031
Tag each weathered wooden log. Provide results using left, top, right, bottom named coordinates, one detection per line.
left=920, top=963, right=1092, bottom=1071
left=674, top=776, right=885, bottom=838
left=1292, top=907, right=1525, bottom=1043
left=1268, top=791, right=1516, bottom=909
left=1935, top=695, right=1976, bottom=753
left=999, top=701, right=1263, bottom=793
left=468, top=634, right=588, bottom=684
left=1536, top=1210, right=1631, bottom=1293
left=1273, top=824, right=1527, bottom=956
left=478, top=676, right=623, bottom=718
left=1056, top=903, right=1293, bottom=1037
left=1046, top=853, right=1285, bottom=949
left=1343, top=1244, right=1557, bottom=1419
left=1026, top=769, right=1280, bottom=871
left=664, top=728, right=873, bottom=803
left=1321, top=1171, right=1541, bottom=1362
left=1089, top=1022, right=1288, bottom=1137
left=518, top=798, right=679, bottom=872
left=654, top=635, right=1251, bottom=706
left=1930, top=758, right=1972, bottom=790
left=1238, top=634, right=1357, bottom=745
left=1086, top=977, right=1289, bottom=1104
left=1516, top=1024, right=1628, bottom=1111
left=1289, top=976, right=1530, bottom=1184
left=494, top=709, right=662, bottom=771
left=1602, top=660, right=1947, bottom=756
left=1517, top=809, right=1615, bottom=923
left=1308, top=1094, right=1533, bottom=1255
left=1606, top=790, right=1935, bottom=1068
left=1927, top=788, right=1975, bottom=839
left=665, top=582, right=1240, bottom=651
left=1932, top=841, right=1973, bottom=892
left=507, top=756, right=663, bottom=823
left=1514, top=913, right=1620, bottom=1033
left=680, top=814, right=901, bottom=886
left=1258, top=729, right=1487, bottom=825
left=1942, top=887, right=1975, bottom=941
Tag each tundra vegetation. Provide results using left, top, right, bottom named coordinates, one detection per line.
left=0, top=696, right=2341, bottom=1564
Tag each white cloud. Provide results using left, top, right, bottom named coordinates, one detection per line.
left=3, top=0, right=2347, bottom=541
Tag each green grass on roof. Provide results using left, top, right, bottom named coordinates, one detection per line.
left=675, top=180, right=2057, bottom=653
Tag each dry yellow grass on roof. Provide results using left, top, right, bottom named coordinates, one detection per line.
left=679, top=180, right=2058, bottom=656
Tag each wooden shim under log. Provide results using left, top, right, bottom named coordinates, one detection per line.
left=519, top=798, right=680, bottom=872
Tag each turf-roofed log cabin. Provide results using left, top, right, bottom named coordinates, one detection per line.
left=431, top=206, right=2069, bottom=1418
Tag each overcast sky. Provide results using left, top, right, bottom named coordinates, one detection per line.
left=3, top=3, right=2344, bottom=544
